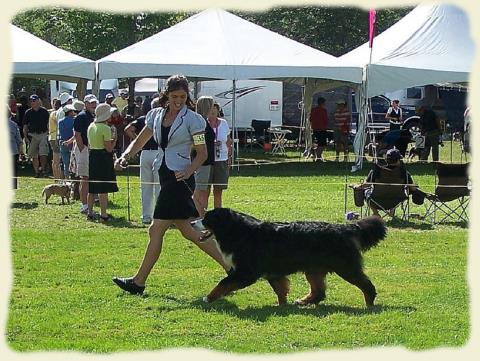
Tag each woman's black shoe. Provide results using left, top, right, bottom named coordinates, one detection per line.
left=112, top=277, right=145, bottom=295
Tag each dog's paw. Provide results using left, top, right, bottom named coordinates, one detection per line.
left=202, top=296, right=210, bottom=303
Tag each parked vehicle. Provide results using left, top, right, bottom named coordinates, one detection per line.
left=351, top=94, right=418, bottom=134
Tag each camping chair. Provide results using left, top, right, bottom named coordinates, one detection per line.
left=250, top=119, right=271, bottom=149
left=352, top=163, right=411, bottom=221
left=424, top=163, right=470, bottom=224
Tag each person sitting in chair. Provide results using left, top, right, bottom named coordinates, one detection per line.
left=355, top=149, right=421, bottom=216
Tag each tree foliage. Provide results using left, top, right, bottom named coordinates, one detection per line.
left=12, top=8, right=191, bottom=60
left=12, top=6, right=412, bottom=60
left=235, top=6, right=412, bottom=56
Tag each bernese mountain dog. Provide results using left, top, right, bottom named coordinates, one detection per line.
left=200, top=208, right=386, bottom=307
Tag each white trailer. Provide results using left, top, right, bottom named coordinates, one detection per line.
left=198, top=79, right=283, bottom=129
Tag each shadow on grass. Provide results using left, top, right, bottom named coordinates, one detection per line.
left=97, top=216, right=146, bottom=229
left=190, top=298, right=416, bottom=321
left=11, top=202, right=39, bottom=210
left=385, top=219, right=435, bottom=230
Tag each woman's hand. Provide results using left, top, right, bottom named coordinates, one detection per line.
left=174, top=169, right=192, bottom=181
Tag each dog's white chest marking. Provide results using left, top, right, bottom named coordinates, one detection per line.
left=214, top=239, right=235, bottom=271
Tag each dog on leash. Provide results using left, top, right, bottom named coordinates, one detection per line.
left=42, top=184, right=71, bottom=204
left=200, top=208, right=386, bottom=307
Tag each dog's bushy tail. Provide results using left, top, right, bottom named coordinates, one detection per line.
left=355, top=216, right=387, bottom=251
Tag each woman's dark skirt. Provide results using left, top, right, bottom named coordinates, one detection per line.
left=88, top=149, right=119, bottom=194
left=153, top=159, right=198, bottom=220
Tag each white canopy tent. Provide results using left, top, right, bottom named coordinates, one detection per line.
left=340, top=4, right=475, bottom=170
left=97, top=8, right=361, bottom=83
left=341, top=4, right=474, bottom=98
left=11, top=24, right=96, bottom=81
left=97, top=8, right=362, bottom=158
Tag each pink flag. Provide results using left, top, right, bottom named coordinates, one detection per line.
left=369, top=8, right=376, bottom=48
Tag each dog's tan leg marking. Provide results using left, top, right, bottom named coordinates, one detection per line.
left=295, top=271, right=327, bottom=305
left=267, top=276, right=290, bottom=305
left=205, top=276, right=256, bottom=303
left=336, top=270, right=377, bottom=307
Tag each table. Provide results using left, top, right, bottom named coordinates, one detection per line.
left=267, top=128, right=292, bottom=155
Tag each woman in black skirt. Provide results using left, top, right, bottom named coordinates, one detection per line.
left=86, top=103, right=118, bottom=221
left=112, top=75, right=230, bottom=295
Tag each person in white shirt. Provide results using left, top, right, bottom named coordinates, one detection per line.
left=385, top=99, right=403, bottom=131
left=207, top=103, right=232, bottom=209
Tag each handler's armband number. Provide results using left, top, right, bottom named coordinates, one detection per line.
left=193, top=133, right=206, bottom=145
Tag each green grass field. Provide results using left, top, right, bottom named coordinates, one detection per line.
left=7, top=141, right=470, bottom=353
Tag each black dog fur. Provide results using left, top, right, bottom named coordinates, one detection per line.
left=201, top=208, right=386, bottom=306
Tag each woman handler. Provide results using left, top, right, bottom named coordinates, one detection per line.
left=112, top=75, right=230, bottom=295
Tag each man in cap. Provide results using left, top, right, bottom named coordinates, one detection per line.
left=104, top=93, right=115, bottom=107
left=23, top=94, right=50, bottom=177
left=333, top=99, right=351, bottom=162
left=73, top=94, right=98, bottom=213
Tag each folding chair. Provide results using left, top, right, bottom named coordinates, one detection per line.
left=424, top=163, right=470, bottom=224
left=250, top=119, right=271, bottom=149
left=353, top=163, right=411, bottom=221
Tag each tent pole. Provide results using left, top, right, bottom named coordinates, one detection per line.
left=300, top=79, right=307, bottom=156
left=232, top=79, right=239, bottom=170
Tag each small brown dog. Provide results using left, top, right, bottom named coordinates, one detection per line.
left=42, top=184, right=71, bottom=204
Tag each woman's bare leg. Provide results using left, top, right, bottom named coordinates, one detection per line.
left=193, top=189, right=210, bottom=218
left=99, top=193, right=108, bottom=217
left=213, top=187, right=223, bottom=209
left=175, top=219, right=230, bottom=271
left=133, top=219, right=173, bottom=286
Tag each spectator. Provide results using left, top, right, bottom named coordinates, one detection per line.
left=355, top=149, right=418, bottom=216
left=23, top=94, right=50, bottom=177
left=58, top=104, right=76, bottom=178
left=73, top=99, right=85, bottom=113
left=8, top=106, right=23, bottom=189
left=207, top=102, right=232, bottom=209
left=104, top=93, right=115, bottom=107
left=86, top=103, right=118, bottom=221
left=121, top=95, right=142, bottom=120
left=135, top=96, right=143, bottom=113
left=73, top=94, right=97, bottom=214
left=48, top=98, right=63, bottom=180
left=9, top=94, right=17, bottom=115
left=112, top=74, right=231, bottom=295
left=109, top=107, right=123, bottom=155
left=309, top=97, right=329, bottom=161
left=142, top=95, right=152, bottom=115
left=418, top=105, right=442, bottom=162
left=16, top=95, right=29, bottom=139
left=192, top=96, right=216, bottom=218
left=56, top=92, right=74, bottom=128
left=385, top=100, right=403, bottom=131
left=333, top=99, right=351, bottom=162
left=124, top=109, right=162, bottom=224
left=112, top=89, right=128, bottom=110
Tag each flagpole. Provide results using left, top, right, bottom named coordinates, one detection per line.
left=352, top=9, right=375, bottom=172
